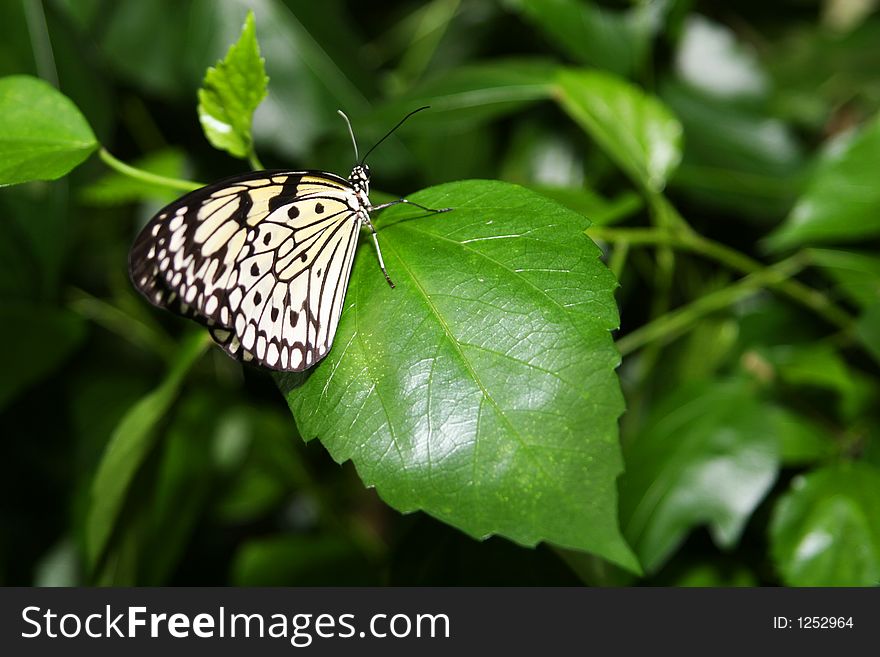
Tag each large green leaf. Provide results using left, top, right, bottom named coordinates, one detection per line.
left=619, top=380, right=783, bottom=574
left=504, top=0, right=659, bottom=78
left=279, top=180, right=636, bottom=570
left=770, top=462, right=880, bottom=586
left=768, top=114, right=880, bottom=249
left=555, top=69, right=683, bottom=192
left=86, top=332, right=209, bottom=570
left=0, top=75, right=97, bottom=185
left=197, top=11, right=268, bottom=160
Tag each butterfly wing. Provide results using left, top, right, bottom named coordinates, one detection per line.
left=129, top=170, right=363, bottom=371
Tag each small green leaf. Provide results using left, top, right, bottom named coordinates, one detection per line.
left=86, top=332, right=209, bottom=570
left=197, top=11, right=268, bottom=160
left=619, top=380, right=781, bottom=574
left=768, top=114, right=880, bottom=249
left=770, top=462, right=880, bottom=586
left=555, top=69, right=683, bottom=192
left=0, top=75, right=97, bottom=185
left=279, top=180, right=636, bottom=571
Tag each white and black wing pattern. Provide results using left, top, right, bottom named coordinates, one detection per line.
left=129, top=170, right=364, bottom=371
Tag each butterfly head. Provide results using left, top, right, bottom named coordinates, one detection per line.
left=349, top=164, right=370, bottom=196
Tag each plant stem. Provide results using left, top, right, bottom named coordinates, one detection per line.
left=639, top=193, right=679, bottom=380
left=588, top=225, right=854, bottom=330
left=98, top=147, right=203, bottom=191
left=247, top=147, right=265, bottom=171
left=609, top=241, right=629, bottom=281
left=617, top=256, right=806, bottom=356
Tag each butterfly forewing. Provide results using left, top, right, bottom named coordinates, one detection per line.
left=129, top=170, right=363, bottom=371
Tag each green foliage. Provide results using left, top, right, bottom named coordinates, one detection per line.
left=505, top=0, right=658, bottom=78
left=769, top=115, right=880, bottom=249
left=809, top=249, right=880, bottom=310
left=619, top=380, right=782, bottom=574
left=80, top=150, right=187, bottom=206
left=856, top=303, right=880, bottom=363
left=86, top=333, right=209, bottom=572
left=0, top=75, right=96, bottom=185
left=232, top=535, right=375, bottom=586
left=0, top=304, right=85, bottom=410
left=197, top=11, right=268, bottom=164
left=770, top=463, right=880, bottom=586
left=364, top=60, right=557, bottom=132
left=556, top=69, right=683, bottom=192
left=2, top=0, right=880, bottom=587
left=281, top=180, right=635, bottom=570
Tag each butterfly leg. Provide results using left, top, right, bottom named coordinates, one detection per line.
left=370, top=198, right=452, bottom=213
left=363, top=217, right=395, bottom=289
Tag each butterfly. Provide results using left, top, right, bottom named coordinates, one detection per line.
left=129, top=107, right=448, bottom=371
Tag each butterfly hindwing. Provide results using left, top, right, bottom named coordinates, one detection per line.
left=225, top=194, right=360, bottom=369
left=129, top=170, right=364, bottom=371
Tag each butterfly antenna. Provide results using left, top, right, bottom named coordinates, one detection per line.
left=360, top=106, right=430, bottom=165
left=337, top=110, right=359, bottom=162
